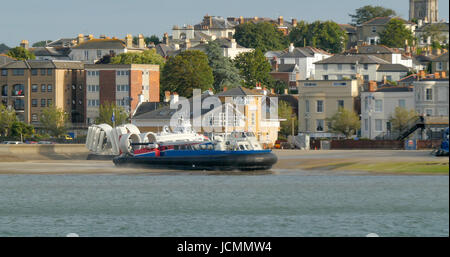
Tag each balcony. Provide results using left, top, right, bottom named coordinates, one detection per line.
left=11, top=90, right=24, bottom=97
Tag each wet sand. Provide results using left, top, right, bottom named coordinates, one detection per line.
left=0, top=150, right=447, bottom=175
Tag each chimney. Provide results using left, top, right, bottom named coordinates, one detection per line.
left=270, top=88, right=275, bottom=94
left=77, top=34, right=84, bottom=45
left=163, top=32, right=169, bottom=45
left=368, top=81, right=377, bottom=92
left=292, top=18, right=298, bottom=27
left=20, top=40, right=29, bottom=49
left=262, top=87, right=267, bottom=96
left=441, top=71, right=446, bottom=78
left=88, top=34, right=94, bottom=40
left=278, top=16, right=284, bottom=26
left=271, top=57, right=278, bottom=71
left=289, top=43, right=294, bottom=53
left=223, top=86, right=228, bottom=92
left=138, top=34, right=145, bottom=48
left=100, top=35, right=106, bottom=39
left=125, top=34, right=133, bottom=48
left=383, top=75, right=387, bottom=85
left=230, top=38, right=237, bottom=49
left=419, top=70, right=426, bottom=79
left=170, top=92, right=179, bottom=103
left=418, top=19, right=423, bottom=27
left=255, top=82, right=262, bottom=90
left=164, top=91, right=171, bottom=102
left=174, top=44, right=180, bottom=50
left=434, top=72, right=441, bottom=79
left=185, top=38, right=191, bottom=49
left=284, top=88, right=288, bottom=95
left=239, top=16, right=244, bottom=24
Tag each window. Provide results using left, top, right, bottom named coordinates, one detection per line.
left=1, top=85, right=8, bottom=96
left=386, top=75, right=392, bottom=81
left=398, top=99, right=406, bottom=108
left=12, top=69, right=25, bottom=76
left=31, top=69, right=38, bottom=76
left=116, top=71, right=120, bottom=76
left=304, top=83, right=317, bottom=87
left=96, top=85, right=99, bottom=92
left=1, top=69, right=7, bottom=76
left=375, top=119, right=382, bottom=132
left=84, top=50, right=89, bottom=60
left=31, top=84, right=38, bottom=92
left=47, top=69, right=52, bottom=76
left=437, top=62, right=443, bottom=71
left=363, top=64, right=368, bottom=70
left=31, top=114, right=38, bottom=122
left=337, top=100, right=344, bottom=109
left=351, top=64, right=356, bottom=70
left=425, top=109, right=433, bottom=116
left=323, top=64, right=328, bottom=71
left=47, top=85, right=52, bottom=92
left=363, top=75, right=369, bottom=81
left=47, top=99, right=52, bottom=106
left=323, top=75, right=329, bottom=80
left=41, top=84, right=46, bottom=92
left=364, top=119, right=368, bottom=131
left=386, top=121, right=391, bottom=132
left=425, top=88, right=433, bottom=101
left=338, top=64, right=342, bottom=71
left=305, top=100, right=310, bottom=113
left=372, top=26, right=376, bottom=33
left=316, top=100, right=324, bottom=113
left=32, top=99, right=38, bottom=107
left=12, top=84, right=24, bottom=96
left=375, top=99, right=382, bottom=112
left=41, top=69, right=46, bottom=75
left=97, top=50, right=102, bottom=58
left=305, top=119, right=310, bottom=132
left=333, top=82, right=347, bottom=86
left=41, top=99, right=46, bottom=107
left=316, top=119, right=324, bottom=132
left=251, top=113, right=256, bottom=125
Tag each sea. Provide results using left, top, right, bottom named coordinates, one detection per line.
left=0, top=172, right=448, bottom=237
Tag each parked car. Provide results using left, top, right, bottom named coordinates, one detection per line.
left=2, top=141, right=24, bottom=144
left=63, top=134, right=73, bottom=140
left=25, top=141, right=38, bottom=144
left=38, top=141, right=55, bottom=144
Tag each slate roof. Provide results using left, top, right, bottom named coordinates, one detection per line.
left=279, top=47, right=331, bottom=58
left=314, top=54, right=390, bottom=64
left=133, top=102, right=168, bottom=117
left=0, top=54, right=15, bottom=65
left=72, top=39, right=126, bottom=49
left=215, top=86, right=264, bottom=97
left=361, top=17, right=413, bottom=26
left=377, top=64, right=410, bottom=72
left=433, top=52, right=449, bottom=62
left=339, top=24, right=357, bottom=34
left=376, top=86, right=413, bottom=92
left=356, top=45, right=398, bottom=54
left=194, top=16, right=238, bottom=30
left=30, top=47, right=71, bottom=57
left=415, top=22, right=449, bottom=32
left=0, top=60, right=84, bottom=69
left=271, top=64, right=298, bottom=73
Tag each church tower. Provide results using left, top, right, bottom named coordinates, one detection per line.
left=409, top=0, right=438, bottom=23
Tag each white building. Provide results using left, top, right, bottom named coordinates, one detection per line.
left=274, top=44, right=332, bottom=80
left=413, top=77, right=449, bottom=117
left=314, top=54, right=410, bottom=82
left=361, top=85, right=415, bottom=139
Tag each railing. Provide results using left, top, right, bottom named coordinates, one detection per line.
left=375, top=116, right=425, bottom=140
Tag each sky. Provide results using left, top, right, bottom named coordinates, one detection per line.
left=1, top=0, right=449, bottom=47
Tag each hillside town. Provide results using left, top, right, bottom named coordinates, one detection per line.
left=0, top=0, right=448, bottom=150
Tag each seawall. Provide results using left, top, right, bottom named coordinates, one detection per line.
left=0, top=144, right=89, bottom=162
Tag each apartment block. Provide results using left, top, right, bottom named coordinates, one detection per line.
left=0, top=60, right=85, bottom=125
left=84, top=64, right=160, bottom=124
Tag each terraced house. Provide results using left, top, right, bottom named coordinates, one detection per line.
left=0, top=60, right=85, bottom=125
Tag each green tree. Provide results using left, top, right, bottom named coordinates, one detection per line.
left=278, top=100, right=298, bottom=138
left=6, top=47, right=35, bottom=60
left=161, top=50, right=214, bottom=97
left=10, top=121, right=34, bottom=141
left=234, top=49, right=273, bottom=89
left=111, top=49, right=165, bottom=68
left=326, top=107, right=360, bottom=138
left=32, top=40, right=52, bottom=47
left=0, top=105, right=16, bottom=137
left=289, top=21, right=348, bottom=53
left=95, top=102, right=128, bottom=127
left=205, top=40, right=242, bottom=91
left=379, top=19, right=415, bottom=48
left=133, top=35, right=161, bottom=46
left=39, top=106, right=68, bottom=137
left=0, top=43, right=10, bottom=54
left=422, top=23, right=448, bottom=48
left=272, top=80, right=287, bottom=94
left=349, top=5, right=397, bottom=26
left=389, top=107, right=418, bottom=134
left=234, top=22, right=288, bottom=52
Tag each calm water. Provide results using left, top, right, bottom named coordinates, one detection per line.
left=0, top=173, right=448, bottom=237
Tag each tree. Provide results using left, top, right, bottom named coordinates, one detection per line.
left=39, top=106, right=68, bottom=137
left=205, top=40, right=242, bottom=91
left=349, top=5, right=397, bottom=26
left=234, top=22, right=288, bottom=52
left=110, top=49, right=165, bottom=68
left=0, top=105, right=16, bottom=137
left=278, top=100, right=298, bottom=138
left=161, top=50, right=214, bottom=97
left=234, top=49, right=273, bottom=89
left=0, top=43, right=10, bottom=54
left=10, top=121, right=34, bottom=141
left=379, top=19, right=415, bottom=48
left=422, top=23, right=448, bottom=48
left=389, top=107, right=418, bottom=134
left=95, top=102, right=128, bottom=127
left=6, top=47, right=35, bottom=60
left=289, top=21, right=348, bottom=53
left=326, top=108, right=360, bottom=138
left=133, top=35, right=161, bottom=46
left=272, top=80, right=287, bottom=95
left=32, top=40, right=52, bottom=47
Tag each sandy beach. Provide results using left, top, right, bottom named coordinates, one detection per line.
left=0, top=148, right=447, bottom=175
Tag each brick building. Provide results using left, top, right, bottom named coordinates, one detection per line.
left=0, top=60, right=85, bottom=126
left=84, top=64, right=160, bottom=124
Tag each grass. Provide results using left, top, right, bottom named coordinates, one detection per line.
left=339, top=162, right=449, bottom=175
